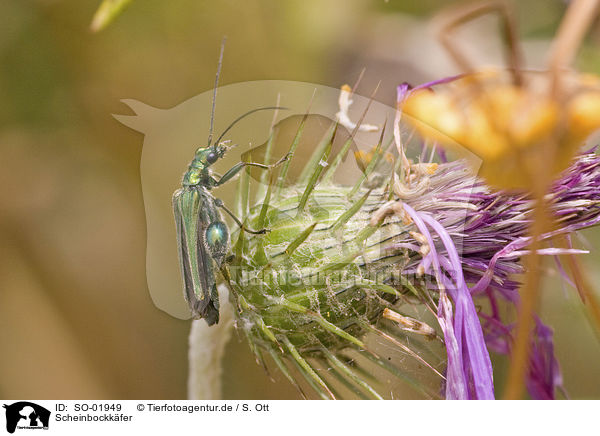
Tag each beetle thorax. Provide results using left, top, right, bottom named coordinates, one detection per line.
left=182, top=146, right=219, bottom=187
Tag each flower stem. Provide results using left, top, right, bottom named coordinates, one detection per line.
left=548, top=0, right=600, bottom=96
left=503, top=190, right=547, bottom=399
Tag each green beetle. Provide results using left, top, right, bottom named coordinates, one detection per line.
left=173, top=41, right=285, bottom=325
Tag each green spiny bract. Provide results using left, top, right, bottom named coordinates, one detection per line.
left=233, top=185, right=414, bottom=345
left=223, top=120, right=442, bottom=399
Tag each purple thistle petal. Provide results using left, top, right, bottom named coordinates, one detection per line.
left=411, top=74, right=467, bottom=92
left=525, top=318, right=563, bottom=400
left=438, top=146, right=448, bottom=163
left=402, top=203, right=495, bottom=399
left=397, top=83, right=412, bottom=103
left=420, top=212, right=495, bottom=400
left=438, top=292, right=468, bottom=400
left=399, top=203, right=469, bottom=398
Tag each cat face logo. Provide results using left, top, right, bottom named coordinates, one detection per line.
left=3, top=402, right=50, bottom=433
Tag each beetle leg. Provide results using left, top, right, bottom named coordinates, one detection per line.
left=214, top=152, right=291, bottom=187
left=215, top=199, right=269, bottom=235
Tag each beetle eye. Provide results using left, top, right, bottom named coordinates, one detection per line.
left=206, top=152, right=218, bottom=164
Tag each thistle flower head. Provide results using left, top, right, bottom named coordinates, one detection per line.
left=221, top=83, right=600, bottom=398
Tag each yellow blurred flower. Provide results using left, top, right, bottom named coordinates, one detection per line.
left=402, top=72, right=600, bottom=189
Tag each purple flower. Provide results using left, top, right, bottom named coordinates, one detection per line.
left=394, top=79, right=600, bottom=398
left=397, top=148, right=600, bottom=399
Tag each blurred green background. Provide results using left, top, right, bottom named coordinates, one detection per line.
left=1, top=0, right=599, bottom=399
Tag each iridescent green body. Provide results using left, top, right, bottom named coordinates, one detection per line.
left=181, top=146, right=224, bottom=188
left=173, top=144, right=229, bottom=325
left=172, top=42, right=232, bottom=326
left=174, top=124, right=284, bottom=326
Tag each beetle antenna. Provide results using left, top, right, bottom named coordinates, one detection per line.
left=214, top=106, right=288, bottom=146
left=208, top=37, right=226, bottom=148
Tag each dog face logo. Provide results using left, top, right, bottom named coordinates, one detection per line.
left=3, top=402, right=50, bottom=433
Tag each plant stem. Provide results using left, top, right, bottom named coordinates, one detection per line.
left=188, top=285, right=234, bottom=399
left=503, top=188, right=547, bottom=399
